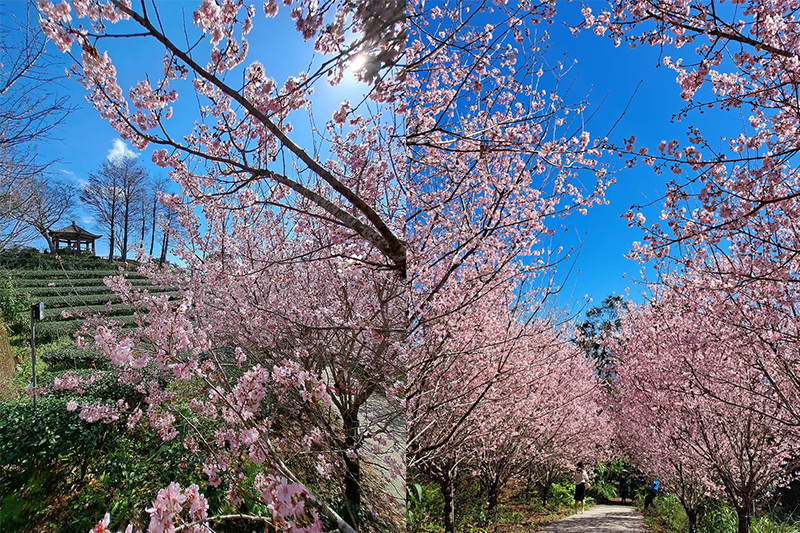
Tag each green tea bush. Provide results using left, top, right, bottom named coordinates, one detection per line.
left=37, top=293, right=123, bottom=307
left=9, top=269, right=128, bottom=280
left=40, top=347, right=107, bottom=370
left=14, top=277, right=111, bottom=288
left=25, top=285, right=118, bottom=297
left=31, top=320, right=80, bottom=344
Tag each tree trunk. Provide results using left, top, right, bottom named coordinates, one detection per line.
left=107, top=191, right=117, bottom=261
left=149, top=195, right=157, bottom=256
left=108, top=221, right=115, bottom=261
left=686, top=508, right=697, bottom=533
left=159, top=231, right=168, bottom=266
left=42, top=231, right=55, bottom=253
left=121, top=199, right=130, bottom=262
left=440, top=475, right=456, bottom=533
left=139, top=209, right=147, bottom=250
left=342, top=411, right=361, bottom=531
left=487, top=479, right=500, bottom=514
left=736, top=506, right=751, bottom=533
left=540, top=479, right=553, bottom=507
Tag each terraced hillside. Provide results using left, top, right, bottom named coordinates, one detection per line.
left=12, top=268, right=175, bottom=344
left=2, top=252, right=177, bottom=371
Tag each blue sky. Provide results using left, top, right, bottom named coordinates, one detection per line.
left=10, top=0, right=365, bottom=260
left=538, top=2, right=744, bottom=314
left=9, top=0, right=741, bottom=315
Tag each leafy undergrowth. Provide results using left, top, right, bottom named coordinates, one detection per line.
left=640, top=493, right=800, bottom=533
left=639, top=494, right=688, bottom=533
left=478, top=493, right=576, bottom=533
left=408, top=476, right=581, bottom=533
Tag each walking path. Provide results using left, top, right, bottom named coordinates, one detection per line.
left=538, top=504, right=649, bottom=533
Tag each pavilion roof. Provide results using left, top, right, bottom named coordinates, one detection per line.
left=51, top=221, right=102, bottom=239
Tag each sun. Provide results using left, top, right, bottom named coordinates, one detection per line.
left=349, top=53, right=367, bottom=73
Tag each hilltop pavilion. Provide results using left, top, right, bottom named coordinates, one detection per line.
left=50, top=221, right=102, bottom=255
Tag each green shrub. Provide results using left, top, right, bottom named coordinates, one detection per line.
left=0, top=276, right=30, bottom=325
left=588, top=478, right=618, bottom=503
left=549, top=481, right=575, bottom=508
left=698, top=498, right=738, bottom=533
left=407, top=481, right=444, bottom=533
left=646, top=492, right=690, bottom=533
left=751, top=515, right=800, bottom=533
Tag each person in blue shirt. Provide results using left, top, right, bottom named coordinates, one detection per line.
left=644, top=477, right=660, bottom=509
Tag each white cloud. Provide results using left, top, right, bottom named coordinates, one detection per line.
left=107, top=139, right=139, bottom=164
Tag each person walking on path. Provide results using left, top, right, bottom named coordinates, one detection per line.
left=619, top=475, right=629, bottom=504
left=644, top=477, right=660, bottom=509
left=573, top=462, right=591, bottom=513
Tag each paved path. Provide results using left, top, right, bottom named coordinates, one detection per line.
left=538, top=504, right=648, bottom=533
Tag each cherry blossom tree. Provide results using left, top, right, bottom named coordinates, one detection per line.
left=404, top=2, right=619, bottom=529
left=612, top=290, right=800, bottom=533
left=473, top=328, right=612, bottom=514
left=408, top=290, right=612, bottom=532
left=577, top=0, right=800, bottom=458
left=38, top=1, right=615, bottom=532
left=60, top=193, right=405, bottom=532
left=38, top=0, right=405, bottom=274
left=615, top=388, right=708, bottom=533
left=406, top=0, right=613, bottom=471
left=37, top=0, right=405, bottom=531
left=578, top=0, right=800, bottom=261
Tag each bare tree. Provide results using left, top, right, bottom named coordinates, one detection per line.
left=81, top=161, right=119, bottom=261
left=148, top=175, right=170, bottom=257
left=0, top=158, right=38, bottom=249
left=0, top=1, right=72, bottom=249
left=158, top=199, right=179, bottom=267
left=113, top=158, right=148, bottom=262
left=17, top=175, right=76, bottom=251
left=81, top=157, right=148, bottom=261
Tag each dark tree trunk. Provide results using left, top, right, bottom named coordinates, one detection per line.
left=159, top=231, right=168, bottom=266
left=487, top=479, right=500, bottom=514
left=107, top=192, right=117, bottom=262
left=342, top=411, right=361, bottom=531
left=140, top=215, right=145, bottom=248
left=108, top=222, right=115, bottom=261
left=540, top=479, right=553, bottom=507
left=736, top=506, right=751, bottom=533
left=149, top=196, right=157, bottom=256
left=121, top=199, right=130, bottom=262
left=440, top=476, right=456, bottom=533
left=686, top=508, right=697, bottom=533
